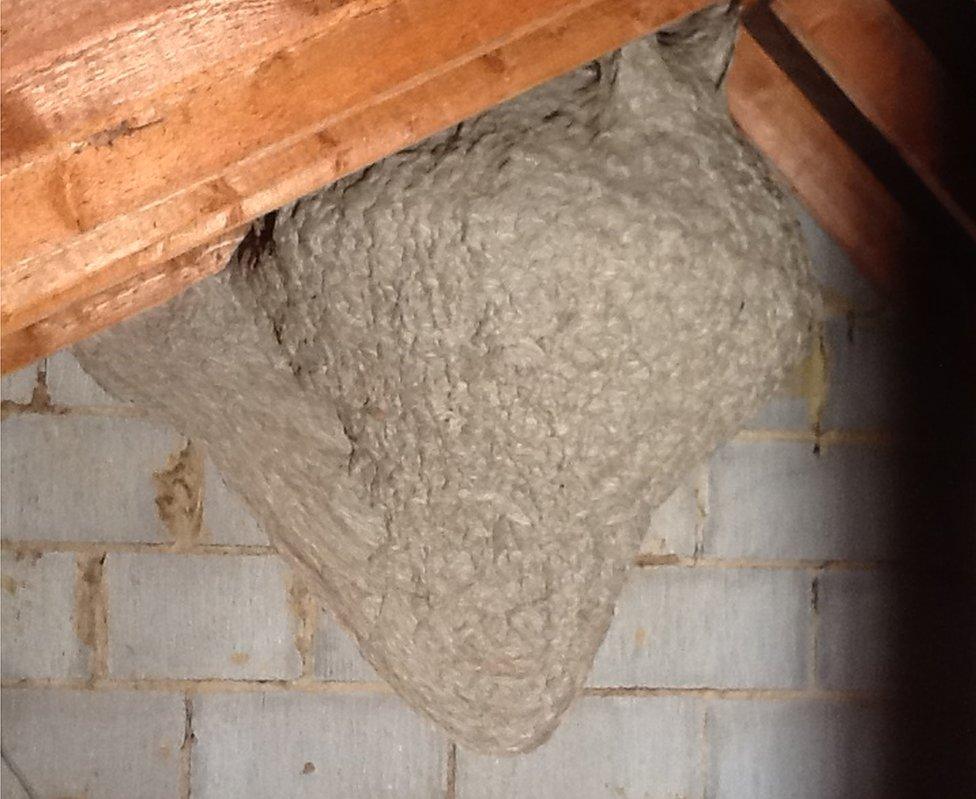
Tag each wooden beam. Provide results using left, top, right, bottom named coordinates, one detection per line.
left=1, top=0, right=707, bottom=372
left=727, top=29, right=910, bottom=291
left=0, top=230, right=244, bottom=374
left=771, top=0, right=976, bottom=242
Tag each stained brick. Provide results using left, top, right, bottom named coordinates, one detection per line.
left=1, top=551, right=88, bottom=679
left=191, top=692, right=446, bottom=797
left=106, top=553, right=301, bottom=680
left=0, top=415, right=181, bottom=542
left=458, top=696, right=700, bottom=799
left=590, top=567, right=809, bottom=688
left=706, top=441, right=899, bottom=561
left=0, top=689, right=184, bottom=799
left=707, top=699, right=892, bottom=799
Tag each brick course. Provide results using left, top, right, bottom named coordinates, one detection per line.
left=0, top=689, right=185, bottom=799
left=590, top=567, right=810, bottom=688
left=0, top=217, right=903, bottom=797
left=106, top=553, right=301, bottom=680
left=191, top=692, right=447, bottom=798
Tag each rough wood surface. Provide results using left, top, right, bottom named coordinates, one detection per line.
left=727, top=30, right=909, bottom=291
left=1, top=231, right=244, bottom=374
left=1, top=0, right=707, bottom=372
left=771, top=0, right=975, bottom=242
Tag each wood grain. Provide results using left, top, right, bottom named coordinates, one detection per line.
left=1, top=1, right=389, bottom=170
left=771, top=0, right=976, bottom=242
left=727, top=30, right=909, bottom=291
left=0, top=230, right=244, bottom=374
left=1, top=0, right=706, bottom=372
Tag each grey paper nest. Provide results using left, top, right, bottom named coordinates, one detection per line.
left=77, top=8, right=819, bottom=753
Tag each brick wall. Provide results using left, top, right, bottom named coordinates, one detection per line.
left=0, top=210, right=902, bottom=799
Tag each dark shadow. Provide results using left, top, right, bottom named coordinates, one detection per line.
left=744, top=3, right=976, bottom=795
left=889, top=173, right=976, bottom=799
left=881, top=7, right=976, bottom=797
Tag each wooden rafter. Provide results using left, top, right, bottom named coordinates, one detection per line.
left=1, top=0, right=708, bottom=372
left=3, top=0, right=972, bottom=372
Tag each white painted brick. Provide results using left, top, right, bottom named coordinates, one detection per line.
left=314, top=613, right=378, bottom=681
left=639, top=463, right=703, bottom=557
left=203, top=458, right=269, bottom=546
left=1, top=551, right=88, bottom=680
left=191, top=692, right=446, bottom=798
left=1, top=758, right=30, bottom=799
left=0, top=688, right=184, bottom=799
left=708, top=699, right=891, bottom=799
left=798, top=208, right=882, bottom=312
left=458, top=696, right=700, bottom=799
left=0, top=415, right=181, bottom=542
left=590, top=567, right=809, bottom=688
left=706, top=441, right=898, bottom=561
left=822, top=316, right=905, bottom=430
left=106, top=553, right=301, bottom=679
left=44, top=350, right=126, bottom=406
left=817, top=570, right=899, bottom=690
left=0, top=363, right=37, bottom=404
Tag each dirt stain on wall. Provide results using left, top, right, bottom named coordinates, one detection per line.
left=153, top=440, right=205, bottom=549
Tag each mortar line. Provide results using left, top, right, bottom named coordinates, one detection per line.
left=1, top=400, right=896, bottom=443
left=301, top=594, right=319, bottom=682
left=0, top=677, right=885, bottom=702
left=808, top=321, right=829, bottom=455
left=0, top=676, right=892, bottom=708
left=583, top=686, right=884, bottom=703
left=445, top=742, right=458, bottom=799
left=732, top=428, right=895, bottom=446
left=178, top=693, right=195, bottom=799
left=632, top=554, right=896, bottom=571
left=808, top=568, right=822, bottom=689
left=1, top=540, right=277, bottom=556
left=286, top=573, right=319, bottom=682
left=32, top=359, right=50, bottom=408
left=2, top=537, right=897, bottom=573
left=73, top=551, right=109, bottom=682
left=692, top=462, right=709, bottom=561
left=0, top=401, right=151, bottom=420
left=0, top=362, right=51, bottom=421
left=0, top=677, right=395, bottom=693
left=93, top=552, right=109, bottom=681
left=699, top=699, right=710, bottom=799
